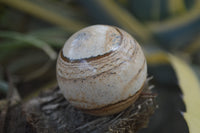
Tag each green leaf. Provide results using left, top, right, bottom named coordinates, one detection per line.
left=29, top=27, right=69, bottom=48
left=147, top=1, right=200, bottom=50
left=0, top=80, right=8, bottom=93
left=0, top=0, right=88, bottom=32
left=0, top=31, right=57, bottom=60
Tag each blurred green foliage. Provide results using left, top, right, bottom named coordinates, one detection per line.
left=0, top=0, right=200, bottom=132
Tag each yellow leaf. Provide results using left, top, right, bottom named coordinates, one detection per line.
left=168, top=0, right=186, bottom=15
left=146, top=52, right=169, bottom=65
left=146, top=51, right=200, bottom=132
left=169, top=55, right=200, bottom=133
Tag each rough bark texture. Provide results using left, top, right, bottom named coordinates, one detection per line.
left=24, top=86, right=156, bottom=133
left=1, top=83, right=156, bottom=133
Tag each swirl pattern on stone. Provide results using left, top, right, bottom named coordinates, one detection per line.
left=56, top=25, right=147, bottom=116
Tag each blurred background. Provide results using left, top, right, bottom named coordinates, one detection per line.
left=0, top=0, right=200, bottom=133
